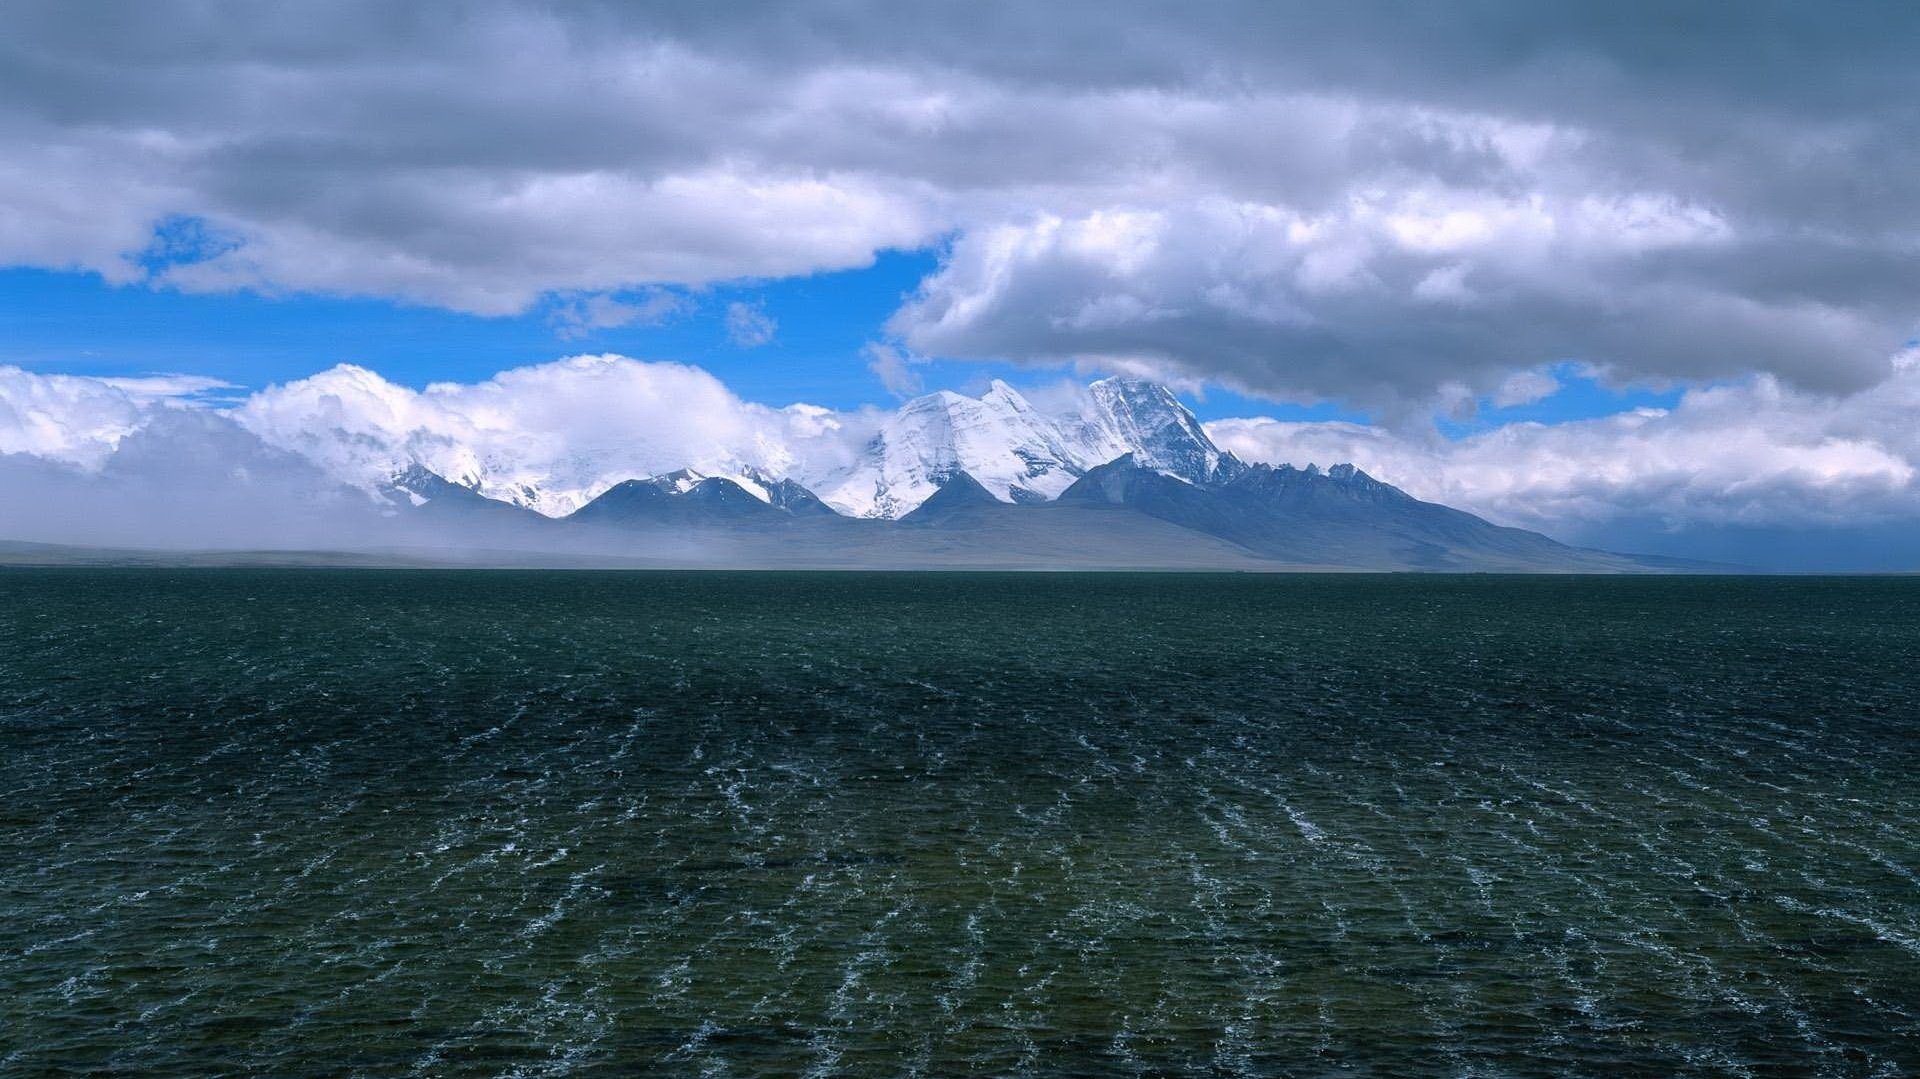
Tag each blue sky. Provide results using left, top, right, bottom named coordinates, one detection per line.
left=2, top=258, right=1682, bottom=430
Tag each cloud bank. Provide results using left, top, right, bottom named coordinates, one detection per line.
left=0, top=383, right=380, bottom=550
left=1213, top=366, right=1920, bottom=529
left=233, top=357, right=867, bottom=517
left=3, top=2, right=1915, bottom=407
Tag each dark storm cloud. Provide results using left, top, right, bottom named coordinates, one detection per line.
left=0, top=1, right=1914, bottom=403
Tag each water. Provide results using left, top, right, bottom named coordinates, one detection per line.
left=1, top=569, right=1916, bottom=1077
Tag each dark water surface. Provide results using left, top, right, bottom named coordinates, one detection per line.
left=2, top=569, right=1917, bottom=1077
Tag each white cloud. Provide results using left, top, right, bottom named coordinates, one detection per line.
left=234, top=355, right=869, bottom=516
left=890, top=195, right=1900, bottom=410
left=725, top=300, right=777, bottom=348
left=1491, top=368, right=1562, bottom=408
left=549, top=290, right=688, bottom=339
left=139, top=169, right=939, bottom=317
left=0, top=4, right=1912, bottom=407
left=1207, top=356, right=1920, bottom=533
left=864, top=342, right=925, bottom=396
left=0, top=366, right=230, bottom=468
left=0, top=373, right=381, bottom=551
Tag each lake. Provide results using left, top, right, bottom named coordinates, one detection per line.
left=2, top=570, right=1916, bottom=1076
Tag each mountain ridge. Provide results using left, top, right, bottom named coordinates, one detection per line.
left=359, top=374, right=1358, bottom=523
left=371, top=453, right=1727, bottom=573
left=315, top=377, right=1735, bottom=572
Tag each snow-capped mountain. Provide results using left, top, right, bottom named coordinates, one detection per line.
left=569, top=472, right=788, bottom=527
left=807, top=376, right=1234, bottom=518
left=640, top=466, right=832, bottom=515
left=1080, top=378, right=1239, bottom=485
left=808, top=380, right=1106, bottom=517
left=256, top=365, right=1248, bottom=521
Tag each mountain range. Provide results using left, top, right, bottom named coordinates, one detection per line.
left=355, top=378, right=1705, bottom=573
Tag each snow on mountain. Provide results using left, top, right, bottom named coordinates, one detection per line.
left=652, top=466, right=768, bottom=501
left=808, top=376, right=1238, bottom=517
left=808, top=380, right=1113, bottom=517
left=236, top=356, right=1239, bottom=520
left=234, top=358, right=856, bottom=518
left=630, top=465, right=837, bottom=515
left=1081, top=378, right=1237, bottom=484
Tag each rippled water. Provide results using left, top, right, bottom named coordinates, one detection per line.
left=1, top=569, right=1917, bottom=1076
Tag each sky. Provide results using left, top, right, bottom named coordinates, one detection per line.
left=1, top=1, right=1918, bottom=568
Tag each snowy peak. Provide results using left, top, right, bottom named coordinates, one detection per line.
left=383, top=462, right=472, bottom=507
left=570, top=474, right=783, bottom=526
left=813, top=380, right=1101, bottom=518
left=737, top=465, right=838, bottom=516
left=807, top=375, right=1248, bottom=518
left=647, top=466, right=760, bottom=501
left=647, top=468, right=713, bottom=496
left=1084, top=377, right=1233, bottom=485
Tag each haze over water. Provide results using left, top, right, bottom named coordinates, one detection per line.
left=2, top=570, right=1916, bottom=1076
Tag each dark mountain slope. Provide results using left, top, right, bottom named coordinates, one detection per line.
left=1057, top=456, right=1664, bottom=572
left=899, top=471, right=1003, bottom=525
left=569, top=474, right=787, bottom=528
left=370, top=460, right=1726, bottom=573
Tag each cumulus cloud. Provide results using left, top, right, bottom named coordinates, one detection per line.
left=0, top=366, right=233, bottom=467
left=890, top=196, right=1904, bottom=411
left=1, top=2, right=1914, bottom=403
left=0, top=358, right=858, bottom=550
left=234, top=355, right=869, bottom=516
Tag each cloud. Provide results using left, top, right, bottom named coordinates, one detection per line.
left=233, top=355, right=869, bottom=516
left=0, top=403, right=389, bottom=551
left=724, top=300, right=777, bottom=347
left=1490, top=367, right=1562, bottom=409
left=0, top=365, right=231, bottom=467
left=1206, top=352, right=1920, bottom=536
left=0, top=2, right=1913, bottom=403
left=549, top=290, right=688, bottom=339
left=889, top=197, right=1904, bottom=412
left=863, top=342, right=924, bottom=396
